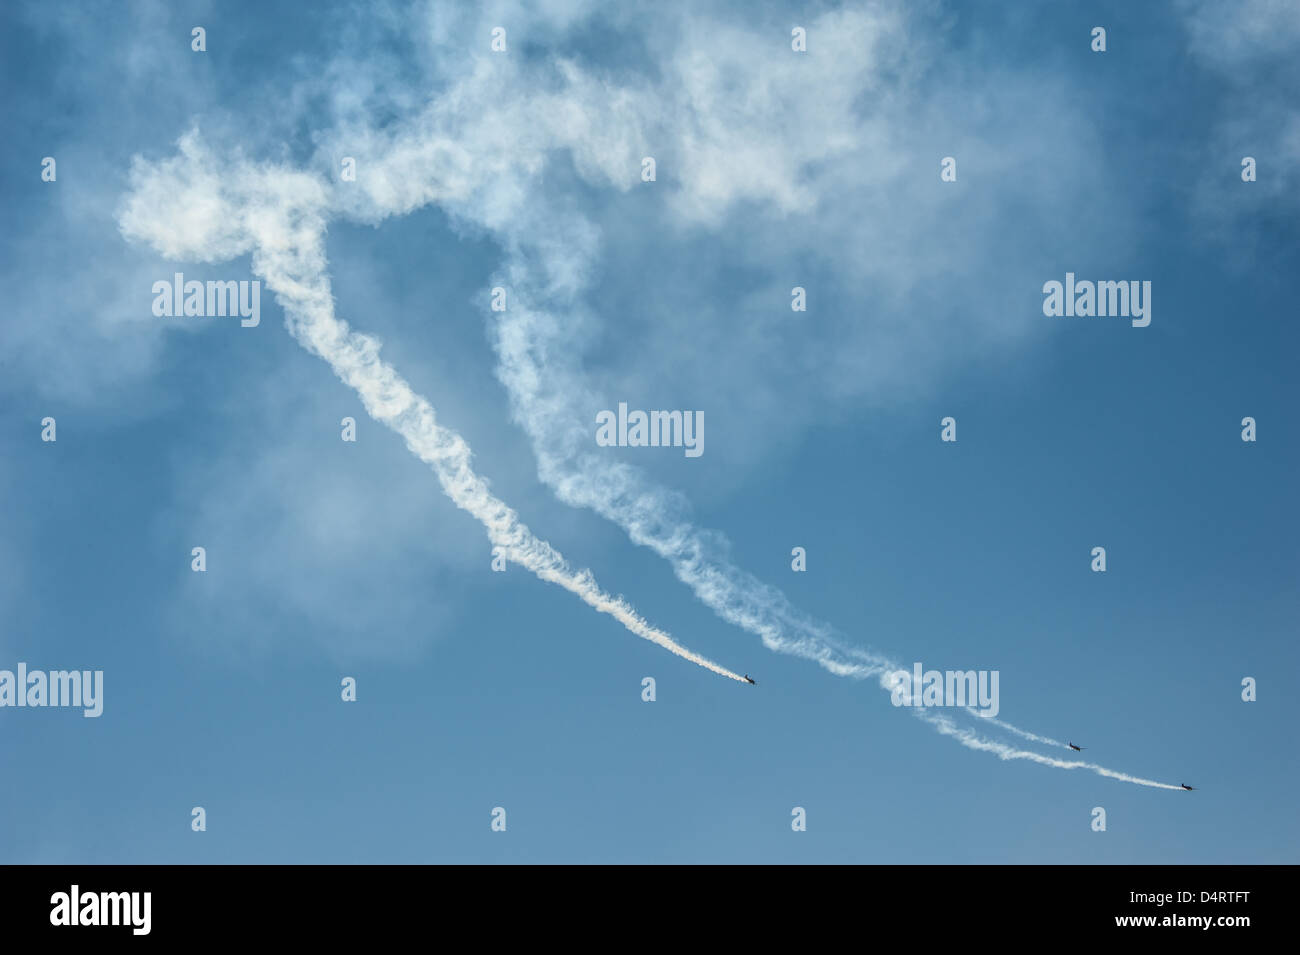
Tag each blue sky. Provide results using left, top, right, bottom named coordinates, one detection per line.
left=2, top=0, right=1297, bottom=863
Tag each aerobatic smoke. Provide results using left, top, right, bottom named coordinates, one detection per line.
left=118, top=137, right=746, bottom=684
left=917, top=709, right=1184, bottom=790
left=115, top=2, right=1184, bottom=789
left=972, top=714, right=1068, bottom=749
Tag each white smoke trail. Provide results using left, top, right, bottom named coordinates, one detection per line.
left=969, top=713, right=1068, bottom=749
left=114, top=5, right=1182, bottom=788
left=917, top=708, right=1183, bottom=790
left=492, top=244, right=1187, bottom=789
left=493, top=291, right=1185, bottom=789
left=117, top=140, right=746, bottom=684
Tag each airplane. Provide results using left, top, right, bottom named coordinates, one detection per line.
left=743, top=675, right=756, bottom=685
left=1068, top=742, right=1084, bottom=751
left=1181, top=784, right=1196, bottom=791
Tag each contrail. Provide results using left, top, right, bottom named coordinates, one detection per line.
left=382, top=42, right=1181, bottom=788
left=117, top=141, right=746, bottom=684
left=115, top=4, right=1184, bottom=788
left=969, top=713, right=1067, bottom=748
left=916, top=708, right=1183, bottom=790
left=491, top=255, right=1185, bottom=789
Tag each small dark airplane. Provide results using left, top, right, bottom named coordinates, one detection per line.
left=743, top=675, right=756, bottom=685
left=1068, top=742, right=1084, bottom=751
left=1181, top=784, right=1196, bottom=791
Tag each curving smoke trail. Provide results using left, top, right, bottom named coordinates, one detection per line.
left=113, top=2, right=1184, bottom=788
left=918, top=709, right=1183, bottom=789
left=490, top=228, right=1188, bottom=790
left=117, top=137, right=747, bottom=684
